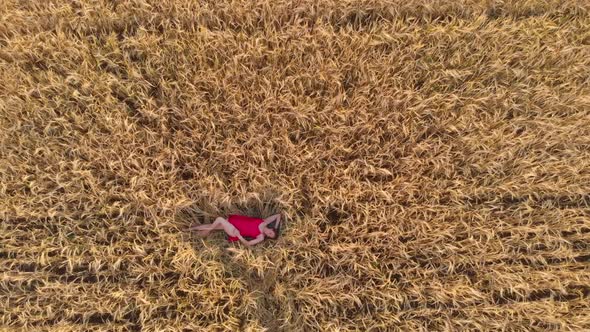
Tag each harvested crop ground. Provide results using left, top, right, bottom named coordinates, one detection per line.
left=1, top=0, right=590, bottom=331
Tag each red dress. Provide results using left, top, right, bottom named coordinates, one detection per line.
left=227, top=215, right=263, bottom=242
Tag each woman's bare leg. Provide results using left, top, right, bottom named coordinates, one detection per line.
left=214, top=218, right=240, bottom=237
left=186, top=217, right=239, bottom=238
left=186, top=217, right=226, bottom=234
left=186, top=224, right=212, bottom=231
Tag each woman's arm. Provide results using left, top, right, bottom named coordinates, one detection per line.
left=237, top=234, right=265, bottom=246
left=261, top=213, right=281, bottom=228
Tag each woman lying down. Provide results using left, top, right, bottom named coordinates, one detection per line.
left=186, top=213, right=281, bottom=246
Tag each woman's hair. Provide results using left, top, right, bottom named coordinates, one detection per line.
left=266, top=219, right=281, bottom=240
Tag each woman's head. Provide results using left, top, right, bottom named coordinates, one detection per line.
left=263, top=218, right=281, bottom=240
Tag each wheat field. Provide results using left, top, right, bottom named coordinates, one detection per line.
left=1, top=0, right=590, bottom=331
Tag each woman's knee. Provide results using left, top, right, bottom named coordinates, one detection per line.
left=213, top=217, right=226, bottom=226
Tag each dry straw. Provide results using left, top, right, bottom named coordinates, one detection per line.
left=1, top=0, right=589, bottom=331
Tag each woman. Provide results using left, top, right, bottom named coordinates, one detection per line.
left=186, top=213, right=281, bottom=246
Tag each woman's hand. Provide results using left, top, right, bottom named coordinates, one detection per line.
left=227, top=227, right=240, bottom=238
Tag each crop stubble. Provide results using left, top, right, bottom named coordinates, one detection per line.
left=1, top=0, right=590, bottom=331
